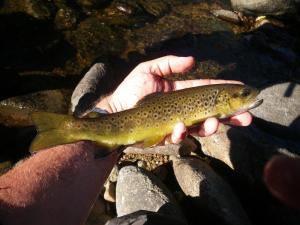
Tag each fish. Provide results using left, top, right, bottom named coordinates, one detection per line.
left=30, top=84, right=263, bottom=152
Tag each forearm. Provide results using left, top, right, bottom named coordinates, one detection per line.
left=0, top=141, right=118, bottom=225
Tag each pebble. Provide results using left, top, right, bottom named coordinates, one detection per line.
left=171, top=156, right=251, bottom=225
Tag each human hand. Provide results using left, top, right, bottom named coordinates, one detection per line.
left=97, top=55, right=252, bottom=144
left=264, top=155, right=300, bottom=210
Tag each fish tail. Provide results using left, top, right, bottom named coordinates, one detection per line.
left=30, top=112, right=77, bottom=152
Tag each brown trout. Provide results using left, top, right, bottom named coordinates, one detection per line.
left=30, top=84, right=262, bottom=152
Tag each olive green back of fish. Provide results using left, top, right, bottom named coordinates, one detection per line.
left=30, top=84, right=260, bottom=152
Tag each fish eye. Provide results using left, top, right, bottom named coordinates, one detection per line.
left=241, top=87, right=251, bottom=97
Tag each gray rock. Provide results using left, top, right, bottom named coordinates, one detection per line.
left=71, top=63, right=114, bottom=117
left=251, top=82, right=300, bottom=139
left=116, top=165, right=185, bottom=223
left=231, top=0, right=299, bottom=16
left=171, top=156, right=251, bottom=225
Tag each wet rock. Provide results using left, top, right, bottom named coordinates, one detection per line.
left=138, top=0, right=170, bottom=17
left=0, top=89, right=72, bottom=127
left=0, top=0, right=55, bottom=20
left=71, top=63, right=114, bottom=117
left=251, top=82, right=300, bottom=139
left=231, top=0, right=299, bottom=16
left=77, top=0, right=108, bottom=10
left=211, top=9, right=242, bottom=24
left=65, top=17, right=126, bottom=65
left=54, top=8, right=77, bottom=30
left=116, top=165, right=185, bottom=222
left=171, top=156, right=250, bottom=225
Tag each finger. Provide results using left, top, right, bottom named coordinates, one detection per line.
left=264, top=155, right=300, bottom=210
left=140, top=55, right=195, bottom=76
left=198, top=117, right=219, bottom=137
left=164, top=122, right=187, bottom=144
left=226, top=112, right=252, bottom=126
left=173, top=79, right=243, bottom=90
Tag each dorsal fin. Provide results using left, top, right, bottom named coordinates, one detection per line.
left=135, top=92, right=163, bottom=106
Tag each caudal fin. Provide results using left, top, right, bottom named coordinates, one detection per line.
left=30, top=112, right=78, bottom=152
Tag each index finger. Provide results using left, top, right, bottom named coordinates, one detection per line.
left=138, top=55, right=195, bottom=76
left=173, top=79, right=243, bottom=90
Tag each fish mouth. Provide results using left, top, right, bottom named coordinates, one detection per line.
left=247, top=98, right=263, bottom=110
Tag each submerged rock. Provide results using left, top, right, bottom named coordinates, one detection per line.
left=231, top=0, right=299, bottom=16
left=0, top=89, right=72, bottom=127
left=54, top=8, right=77, bottom=30
left=171, top=156, right=250, bottom=225
left=0, top=0, right=55, bottom=20
left=65, top=17, right=126, bottom=67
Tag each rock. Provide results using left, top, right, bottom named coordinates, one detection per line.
left=171, top=156, right=250, bottom=225
left=65, top=17, right=126, bottom=66
left=71, top=63, right=115, bottom=117
left=251, top=82, right=300, bottom=140
left=116, top=165, right=185, bottom=223
left=0, top=89, right=72, bottom=127
left=211, top=9, right=242, bottom=24
left=231, top=0, right=299, bottom=16
left=104, top=180, right=116, bottom=203
left=138, top=0, right=171, bottom=17
left=77, top=0, right=108, bottom=10
left=54, top=8, right=77, bottom=30
left=0, top=0, right=55, bottom=20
